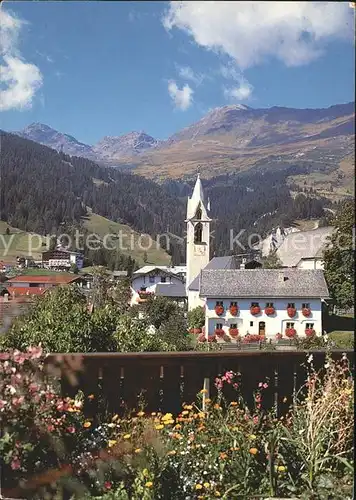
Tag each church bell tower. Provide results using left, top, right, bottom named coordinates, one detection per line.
left=186, top=174, right=211, bottom=291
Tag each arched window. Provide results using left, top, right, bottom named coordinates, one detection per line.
left=195, top=205, right=202, bottom=220
left=194, top=222, right=203, bottom=243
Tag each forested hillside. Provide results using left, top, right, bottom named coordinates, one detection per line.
left=1, top=131, right=341, bottom=267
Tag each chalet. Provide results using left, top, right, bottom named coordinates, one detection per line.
left=199, top=268, right=329, bottom=339
left=275, top=227, right=333, bottom=269
left=42, top=249, right=84, bottom=270
left=130, top=266, right=186, bottom=306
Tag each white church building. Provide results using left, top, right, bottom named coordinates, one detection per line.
left=185, top=175, right=330, bottom=340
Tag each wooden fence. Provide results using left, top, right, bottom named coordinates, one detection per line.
left=46, top=350, right=354, bottom=419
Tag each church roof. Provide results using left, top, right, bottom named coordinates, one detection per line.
left=199, top=268, right=329, bottom=298
left=188, top=256, right=237, bottom=291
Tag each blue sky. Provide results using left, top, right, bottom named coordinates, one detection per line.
left=1, top=1, right=355, bottom=144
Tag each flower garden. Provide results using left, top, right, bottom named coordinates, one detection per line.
left=0, top=347, right=354, bottom=499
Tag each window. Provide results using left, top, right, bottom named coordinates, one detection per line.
left=230, top=323, right=237, bottom=329
left=216, top=323, right=223, bottom=329
left=302, top=303, right=310, bottom=309
left=286, top=322, right=295, bottom=329
left=149, top=276, right=155, bottom=284
left=250, top=321, right=254, bottom=327
left=194, top=222, right=203, bottom=243
left=216, top=301, right=223, bottom=307
left=195, top=205, right=202, bottom=220
left=266, top=302, right=274, bottom=307
left=161, top=276, right=167, bottom=283
left=251, top=302, right=259, bottom=307
left=306, top=323, right=314, bottom=329
left=230, top=301, right=237, bottom=307
left=287, top=303, right=295, bottom=308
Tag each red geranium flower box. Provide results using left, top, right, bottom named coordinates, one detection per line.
left=229, top=328, right=239, bottom=338
left=287, top=307, right=296, bottom=318
left=302, top=307, right=311, bottom=317
left=285, top=327, right=297, bottom=338
left=265, top=306, right=275, bottom=316
left=243, top=334, right=262, bottom=343
left=229, top=305, right=239, bottom=316
left=215, top=328, right=225, bottom=338
left=305, top=328, right=316, bottom=338
left=215, top=305, right=224, bottom=316
left=250, top=306, right=261, bottom=316
left=197, top=333, right=206, bottom=343
left=207, top=334, right=217, bottom=343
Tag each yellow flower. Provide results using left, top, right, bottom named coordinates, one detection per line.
left=181, top=410, right=189, bottom=416
left=278, top=465, right=287, bottom=472
left=145, top=481, right=153, bottom=488
left=183, top=404, right=193, bottom=410
left=174, top=424, right=182, bottom=430
left=137, top=411, right=145, bottom=417
left=195, top=484, right=203, bottom=490
left=164, top=419, right=175, bottom=425
left=249, top=447, right=258, bottom=455
left=151, top=412, right=157, bottom=416
left=249, top=434, right=257, bottom=440
left=123, top=434, right=131, bottom=440
left=203, top=482, right=210, bottom=489
left=143, top=468, right=149, bottom=477
left=230, top=401, right=238, bottom=406
left=155, top=424, right=164, bottom=430
left=204, top=398, right=211, bottom=404
left=232, top=426, right=239, bottom=431
left=134, top=448, right=142, bottom=454
left=200, top=389, right=208, bottom=394
left=108, top=440, right=117, bottom=448
left=161, top=413, right=173, bottom=421
left=83, top=421, right=91, bottom=428
left=198, top=412, right=205, bottom=419
left=215, top=492, right=221, bottom=497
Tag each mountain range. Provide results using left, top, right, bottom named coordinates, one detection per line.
left=15, top=101, right=354, bottom=194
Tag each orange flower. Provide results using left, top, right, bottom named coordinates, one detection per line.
left=214, top=404, right=221, bottom=410
left=230, top=401, right=237, bottom=406
left=219, top=452, right=228, bottom=459
left=249, top=447, right=258, bottom=455
left=83, top=421, right=91, bottom=428
left=88, top=394, right=95, bottom=400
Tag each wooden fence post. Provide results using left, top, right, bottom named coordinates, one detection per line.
left=202, top=377, right=210, bottom=412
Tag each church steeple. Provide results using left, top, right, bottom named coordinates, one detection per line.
left=186, top=174, right=211, bottom=300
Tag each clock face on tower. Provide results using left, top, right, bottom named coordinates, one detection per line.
left=194, top=244, right=206, bottom=256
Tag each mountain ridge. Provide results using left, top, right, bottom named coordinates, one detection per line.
left=13, top=101, right=355, bottom=185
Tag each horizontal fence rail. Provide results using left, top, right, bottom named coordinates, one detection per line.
left=46, top=350, right=354, bottom=419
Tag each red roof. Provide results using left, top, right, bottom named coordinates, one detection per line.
left=6, top=274, right=79, bottom=285
left=5, top=286, right=48, bottom=297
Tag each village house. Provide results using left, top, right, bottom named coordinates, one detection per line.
left=130, top=265, right=186, bottom=306
left=4, top=274, right=84, bottom=298
left=200, top=268, right=329, bottom=339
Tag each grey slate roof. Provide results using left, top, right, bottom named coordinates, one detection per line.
left=276, top=227, right=333, bottom=267
left=199, top=268, right=329, bottom=298
left=188, top=256, right=238, bottom=291
left=155, top=282, right=187, bottom=298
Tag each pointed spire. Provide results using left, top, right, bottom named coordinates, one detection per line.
left=191, top=173, right=205, bottom=204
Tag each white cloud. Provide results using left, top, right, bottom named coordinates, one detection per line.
left=168, top=80, right=193, bottom=110
left=177, top=65, right=205, bottom=86
left=224, top=79, right=253, bottom=101
left=163, top=2, right=353, bottom=69
left=0, top=8, right=43, bottom=111
left=220, top=62, right=254, bottom=101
